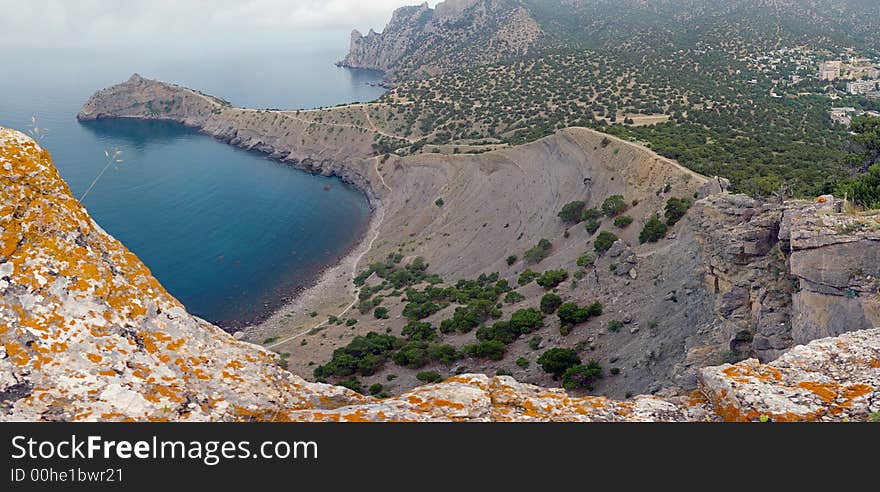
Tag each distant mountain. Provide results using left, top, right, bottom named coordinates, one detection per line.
left=341, top=0, right=880, bottom=83
left=339, top=0, right=542, bottom=83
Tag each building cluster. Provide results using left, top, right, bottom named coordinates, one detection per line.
left=847, top=79, right=880, bottom=97
left=830, top=107, right=880, bottom=127
left=818, top=57, right=880, bottom=82
left=819, top=61, right=842, bottom=81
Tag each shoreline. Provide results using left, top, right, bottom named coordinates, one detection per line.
left=77, top=116, right=383, bottom=334
left=241, top=196, right=386, bottom=347
left=216, top=202, right=374, bottom=331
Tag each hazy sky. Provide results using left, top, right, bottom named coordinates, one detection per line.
left=0, top=0, right=439, bottom=49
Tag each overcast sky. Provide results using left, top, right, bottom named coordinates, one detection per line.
left=0, top=0, right=439, bottom=49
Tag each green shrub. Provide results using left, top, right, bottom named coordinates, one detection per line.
left=463, top=340, right=506, bottom=360
left=509, top=308, right=544, bottom=334
left=516, top=357, right=530, bottom=368
left=557, top=303, right=589, bottom=327
left=639, top=215, right=668, bottom=243
left=392, top=341, right=431, bottom=369
left=586, top=301, right=603, bottom=317
left=561, top=361, right=603, bottom=390
left=374, top=307, right=390, bottom=319
left=518, top=269, right=539, bottom=286
left=369, top=383, right=383, bottom=395
left=504, top=291, right=525, bottom=304
left=734, top=330, right=754, bottom=343
left=506, top=255, right=518, bottom=266
left=314, top=332, right=402, bottom=379
left=536, top=269, right=568, bottom=290
left=607, top=320, right=624, bottom=333
left=594, top=231, right=618, bottom=253
left=601, top=195, right=628, bottom=217
left=476, top=321, right=521, bottom=345
left=558, top=201, right=587, bottom=222
left=576, top=253, right=596, bottom=267
left=401, top=321, right=437, bottom=341
left=427, top=344, right=461, bottom=364
left=435, top=198, right=445, bottom=207
left=528, top=336, right=542, bottom=350
left=402, top=301, right=441, bottom=320
left=338, top=377, right=362, bottom=392
left=540, top=293, right=563, bottom=314
left=416, top=370, right=443, bottom=383
left=614, top=215, right=634, bottom=228
left=524, top=239, right=553, bottom=264
left=581, top=207, right=602, bottom=222
left=584, top=218, right=601, bottom=234
left=440, top=300, right=501, bottom=334
left=538, top=348, right=581, bottom=379
left=837, top=163, right=880, bottom=209
left=665, top=197, right=693, bottom=226
left=557, top=301, right=603, bottom=332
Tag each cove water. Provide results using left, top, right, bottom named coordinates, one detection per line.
left=0, top=30, right=385, bottom=328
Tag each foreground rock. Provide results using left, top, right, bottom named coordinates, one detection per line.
left=700, top=328, right=880, bottom=421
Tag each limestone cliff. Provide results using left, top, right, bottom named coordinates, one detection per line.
left=339, top=0, right=542, bottom=83
left=77, top=74, right=381, bottom=202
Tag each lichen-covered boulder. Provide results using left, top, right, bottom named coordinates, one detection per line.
left=699, top=328, right=880, bottom=421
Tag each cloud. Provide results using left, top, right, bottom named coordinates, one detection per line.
left=0, top=0, right=439, bottom=48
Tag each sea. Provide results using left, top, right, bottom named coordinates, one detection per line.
left=0, top=30, right=385, bottom=328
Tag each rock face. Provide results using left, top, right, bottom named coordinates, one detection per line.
left=2, top=127, right=879, bottom=421
left=782, top=201, right=880, bottom=345
left=339, top=0, right=542, bottom=83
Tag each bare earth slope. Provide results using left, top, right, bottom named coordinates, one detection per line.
left=3, top=126, right=880, bottom=421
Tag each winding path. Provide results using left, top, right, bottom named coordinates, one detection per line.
left=267, top=157, right=392, bottom=350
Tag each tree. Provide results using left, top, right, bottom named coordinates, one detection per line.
left=416, top=371, right=443, bottom=383
left=594, top=231, right=618, bottom=253
left=392, top=341, right=431, bottom=369
left=557, top=302, right=590, bottom=326
left=536, top=269, right=568, bottom=289
left=664, top=197, right=693, bottom=226
left=509, top=308, right=544, bottom=334
left=540, top=293, right=563, bottom=314
left=614, top=215, right=634, bottom=228
left=601, top=195, right=628, bottom=216
left=538, top=348, right=581, bottom=379
left=639, top=215, right=668, bottom=243
left=849, top=115, right=880, bottom=172
left=463, top=340, right=506, bottom=360
left=837, top=164, right=880, bottom=209
left=562, top=361, right=603, bottom=390
left=524, top=239, right=553, bottom=264
left=401, top=321, right=437, bottom=341
left=558, top=201, right=587, bottom=222
left=428, top=344, right=460, bottom=364
left=374, top=307, right=390, bottom=319
left=518, top=269, right=539, bottom=286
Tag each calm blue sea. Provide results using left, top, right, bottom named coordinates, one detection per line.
left=0, top=30, right=385, bottom=327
